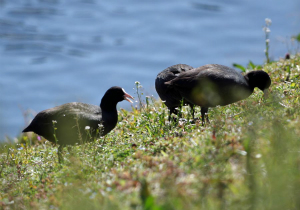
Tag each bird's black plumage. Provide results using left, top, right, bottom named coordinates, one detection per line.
left=155, top=64, right=194, bottom=120
left=23, top=86, right=133, bottom=145
left=165, top=64, right=271, bottom=124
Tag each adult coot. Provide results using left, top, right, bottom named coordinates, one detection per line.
left=165, top=64, right=271, bottom=124
left=23, top=86, right=133, bottom=145
left=155, top=64, right=194, bottom=120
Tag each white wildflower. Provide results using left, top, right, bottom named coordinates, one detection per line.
left=255, top=154, right=262, bottom=159
left=265, top=18, right=272, bottom=26
left=263, top=27, right=271, bottom=33
left=238, top=150, right=247, bottom=156
left=135, top=81, right=142, bottom=88
left=85, top=126, right=90, bottom=130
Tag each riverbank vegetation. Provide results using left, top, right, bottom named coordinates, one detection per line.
left=1, top=54, right=300, bottom=210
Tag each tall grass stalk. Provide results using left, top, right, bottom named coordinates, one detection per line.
left=263, top=18, right=272, bottom=63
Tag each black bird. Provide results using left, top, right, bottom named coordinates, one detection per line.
left=23, top=86, right=133, bottom=146
left=155, top=64, right=194, bottom=120
left=165, top=64, right=271, bottom=125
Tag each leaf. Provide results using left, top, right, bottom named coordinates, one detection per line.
left=161, top=150, right=168, bottom=157
left=145, top=196, right=156, bottom=210
left=248, top=61, right=256, bottom=69
left=233, top=63, right=246, bottom=72
left=293, top=33, right=300, bottom=42
left=145, top=125, right=152, bottom=136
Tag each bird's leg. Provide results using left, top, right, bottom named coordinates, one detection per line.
left=168, top=108, right=173, bottom=122
left=169, top=107, right=178, bottom=123
left=187, top=103, right=196, bottom=123
left=206, top=111, right=210, bottom=124
left=168, top=108, right=174, bottom=121
left=191, top=105, right=195, bottom=119
left=188, top=103, right=195, bottom=119
left=201, top=107, right=209, bottom=126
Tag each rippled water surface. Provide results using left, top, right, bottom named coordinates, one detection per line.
left=1, top=0, right=299, bottom=140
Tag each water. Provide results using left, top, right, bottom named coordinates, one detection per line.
left=0, top=0, right=299, bottom=140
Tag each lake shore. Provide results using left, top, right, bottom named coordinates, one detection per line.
left=1, top=54, right=300, bottom=209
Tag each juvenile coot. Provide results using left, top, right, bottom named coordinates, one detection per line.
left=23, top=86, right=133, bottom=145
left=165, top=64, right=271, bottom=124
left=155, top=64, right=194, bottom=120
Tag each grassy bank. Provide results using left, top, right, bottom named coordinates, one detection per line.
left=1, top=54, right=300, bottom=210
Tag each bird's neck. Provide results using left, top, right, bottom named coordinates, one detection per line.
left=100, top=99, right=118, bottom=112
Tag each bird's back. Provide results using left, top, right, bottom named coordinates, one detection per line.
left=166, top=64, right=252, bottom=107
left=23, top=102, right=107, bottom=145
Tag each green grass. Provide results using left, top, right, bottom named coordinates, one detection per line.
left=1, top=54, right=300, bottom=210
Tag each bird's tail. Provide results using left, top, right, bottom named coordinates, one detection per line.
left=22, top=125, right=31, bottom=132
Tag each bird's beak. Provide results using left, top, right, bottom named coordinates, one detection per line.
left=123, top=92, right=134, bottom=103
left=263, top=89, right=269, bottom=99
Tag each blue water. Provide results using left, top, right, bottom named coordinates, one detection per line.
left=0, top=0, right=299, bottom=140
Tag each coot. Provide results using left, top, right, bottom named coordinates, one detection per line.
left=165, top=64, right=271, bottom=124
left=155, top=64, right=194, bottom=120
left=23, top=86, right=133, bottom=145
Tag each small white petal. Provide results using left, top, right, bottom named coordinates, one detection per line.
left=255, top=154, right=262, bottom=158
left=265, top=18, right=272, bottom=25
